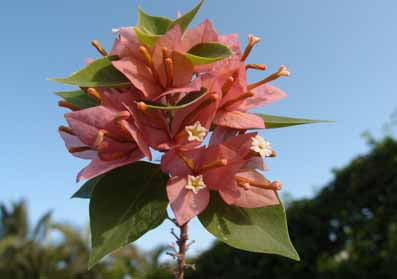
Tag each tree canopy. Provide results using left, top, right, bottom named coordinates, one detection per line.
left=187, top=136, right=397, bottom=279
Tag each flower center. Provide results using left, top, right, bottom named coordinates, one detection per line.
left=250, top=135, right=273, bottom=158
left=185, top=121, right=208, bottom=142
left=186, top=175, right=206, bottom=194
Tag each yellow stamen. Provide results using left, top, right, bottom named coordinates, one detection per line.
left=246, top=64, right=267, bottom=71
left=139, top=46, right=161, bottom=84
left=220, top=92, right=254, bottom=109
left=58, top=126, right=75, bottom=135
left=247, top=65, right=290, bottom=90
left=235, top=176, right=282, bottom=191
left=200, top=159, right=228, bottom=173
left=58, top=101, right=80, bottom=111
left=165, top=58, right=174, bottom=88
left=222, top=76, right=235, bottom=97
left=98, top=151, right=126, bottom=161
left=136, top=101, right=148, bottom=112
left=91, top=40, right=108, bottom=56
left=93, top=129, right=109, bottom=149
left=176, top=150, right=195, bottom=170
left=68, top=146, right=92, bottom=154
left=241, top=35, right=261, bottom=61
left=86, top=88, right=102, bottom=103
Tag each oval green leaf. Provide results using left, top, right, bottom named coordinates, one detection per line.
left=257, top=114, right=334, bottom=129
left=137, top=8, right=173, bottom=35
left=185, top=43, right=232, bottom=65
left=88, top=162, right=169, bottom=269
left=170, top=0, right=205, bottom=32
left=199, top=193, right=300, bottom=261
left=49, top=56, right=131, bottom=88
left=55, top=90, right=99, bottom=110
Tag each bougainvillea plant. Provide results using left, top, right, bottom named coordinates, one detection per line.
left=51, top=1, right=328, bottom=278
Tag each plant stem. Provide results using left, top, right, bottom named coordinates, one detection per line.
left=175, top=222, right=189, bottom=279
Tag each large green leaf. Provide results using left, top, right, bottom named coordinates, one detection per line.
left=71, top=175, right=103, bottom=199
left=88, top=162, right=169, bottom=268
left=137, top=8, right=173, bottom=35
left=55, top=90, right=98, bottom=109
left=170, top=0, right=205, bottom=32
left=49, top=56, right=131, bottom=88
left=258, top=113, right=334, bottom=129
left=199, top=193, right=300, bottom=261
left=185, top=43, right=232, bottom=65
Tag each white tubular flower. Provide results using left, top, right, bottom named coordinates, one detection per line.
left=250, top=135, right=273, bottom=158
left=185, top=121, right=207, bottom=142
left=185, top=175, right=207, bottom=194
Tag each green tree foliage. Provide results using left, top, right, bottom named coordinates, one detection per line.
left=0, top=200, right=171, bottom=278
left=187, top=136, right=397, bottom=279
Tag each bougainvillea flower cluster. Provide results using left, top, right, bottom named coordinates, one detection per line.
left=56, top=4, right=290, bottom=226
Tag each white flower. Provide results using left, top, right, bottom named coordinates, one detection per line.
left=185, top=175, right=206, bottom=194
left=185, top=121, right=207, bottom=142
left=250, top=135, right=273, bottom=158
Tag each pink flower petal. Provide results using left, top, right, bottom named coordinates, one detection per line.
left=229, top=170, right=280, bottom=208
left=181, top=19, right=219, bottom=52
left=112, top=58, right=163, bottom=99
left=222, top=132, right=257, bottom=157
left=161, top=147, right=205, bottom=177
left=167, top=176, right=210, bottom=225
left=65, top=106, right=118, bottom=146
left=214, top=110, right=265, bottom=129
left=77, top=149, right=144, bottom=182
left=118, top=118, right=152, bottom=160
left=209, top=126, right=239, bottom=145
left=59, top=131, right=98, bottom=160
left=239, top=84, right=287, bottom=111
left=110, top=27, right=143, bottom=61
left=152, top=26, right=183, bottom=88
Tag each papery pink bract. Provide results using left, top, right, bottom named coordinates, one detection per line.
left=161, top=133, right=280, bottom=225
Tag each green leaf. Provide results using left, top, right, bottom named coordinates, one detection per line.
left=170, top=0, right=205, bottom=32
left=257, top=114, right=334, bottom=129
left=142, top=89, right=206, bottom=111
left=134, top=27, right=161, bottom=47
left=137, top=8, right=173, bottom=35
left=199, top=193, right=300, bottom=261
left=185, top=43, right=232, bottom=65
left=71, top=176, right=103, bottom=199
left=55, top=90, right=98, bottom=109
left=88, top=162, right=169, bottom=268
left=49, top=56, right=131, bottom=88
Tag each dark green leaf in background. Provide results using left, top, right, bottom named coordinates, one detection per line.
left=71, top=175, right=103, bottom=199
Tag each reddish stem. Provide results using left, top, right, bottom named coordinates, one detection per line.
left=175, top=222, right=189, bottom=279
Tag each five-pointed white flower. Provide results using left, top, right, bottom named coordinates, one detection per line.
left=185, top=175, right=207, bottom=194
left=185, top=121, right=207, bottom=142
left=250, top=135, right=273, bottom=158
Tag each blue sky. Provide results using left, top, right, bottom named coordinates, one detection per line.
left=1, top=0, right=396, bottom=254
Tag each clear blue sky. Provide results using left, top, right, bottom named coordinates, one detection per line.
left=1, top=0, right=396, bottom=254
